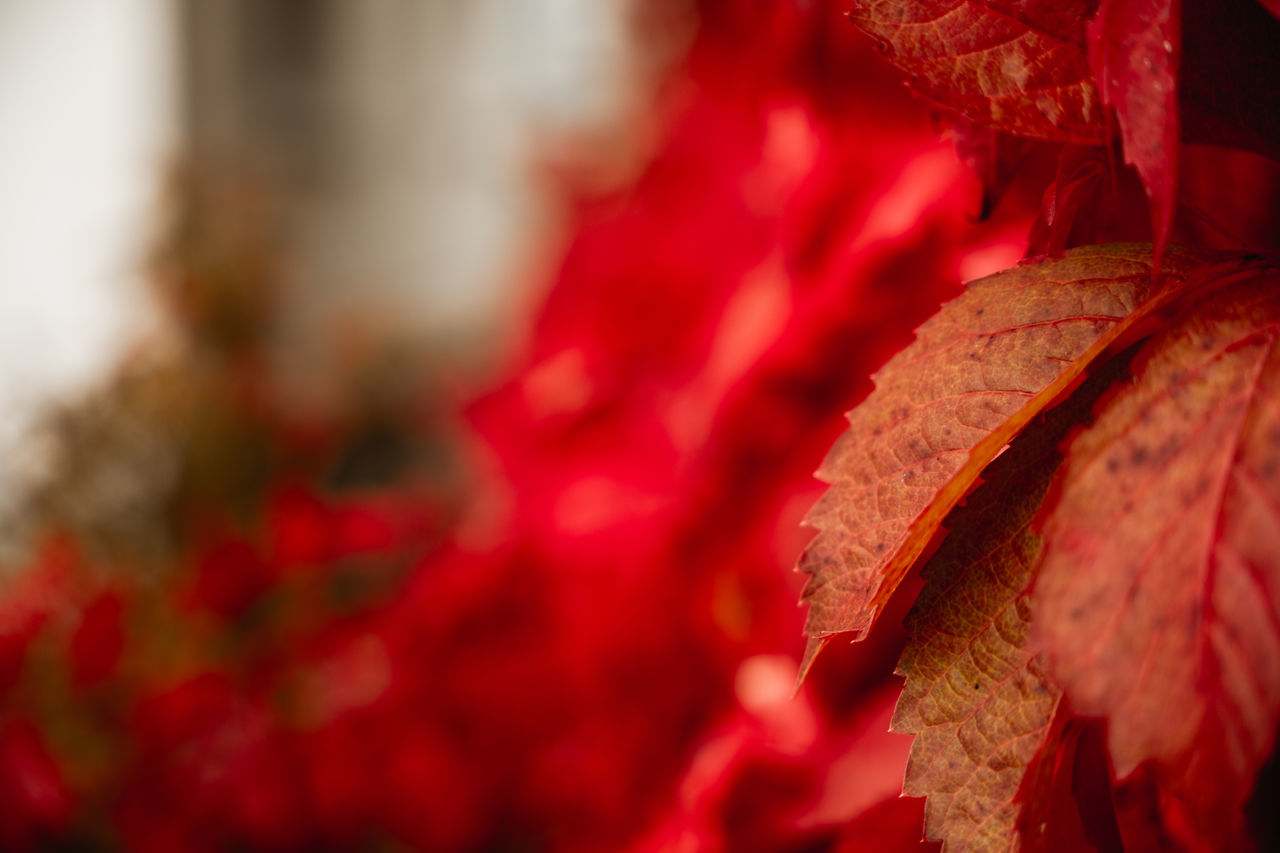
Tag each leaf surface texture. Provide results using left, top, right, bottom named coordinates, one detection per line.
left=847, top=0, right=1105, bottom=143
left=1033, top=276, right=1280, bottom=847
left=799, top=244, right=1221, bottom=670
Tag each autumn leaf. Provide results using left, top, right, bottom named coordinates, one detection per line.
left=1087, top=0, right=1179, bottom=261
left=892, top=399, right=1060, bottom=848
left=1014, top=711, right=1128, bottom=852
left=1082, top=0, right=1280, bottom=260
left=846, top=0, right=1106, bottom=144
left=1031, top=276, right=1280, bottom=849
left=847, top=0, right=1280, bottom=262
left=1026, top=146, right=1108, bottom=255
left=798, top=243, right=1231, bottom=673
left=892, top=349, right=1135, bottom=852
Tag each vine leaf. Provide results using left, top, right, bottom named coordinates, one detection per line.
left=1031, top=277, right=1280, bottom=849
left=798, top=243, right=1231, bottom=674
left=892, top=352, right=1129, bottom=851
left=848, top=0, right=1280, bottom=259
left=846, top=0, right=1106, bottom=143
left=1087, top=0, right=1179, bottom=263
left=895, top=481, right=1058, bottom=851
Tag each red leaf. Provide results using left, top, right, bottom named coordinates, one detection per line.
left=892, top=348, right=1129, bottom=851
left=798, top=243, right=1228, bottom=673
left=1026, top=145, right=1108, bottom=254
left=895, top=455, right=1060, bottom=850
left=1087, top=0, right=1180, bottom=264
left=1032, top=273, right=1280, bottom=848
left=1016, top=712, right=1127, bottom=852
left=847, top=0, right=1107, bottom=143
left=849, top=0, right=1280, bottom=265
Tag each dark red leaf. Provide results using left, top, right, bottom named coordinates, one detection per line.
left=1032, top=272, right=1280, bottom=848
left=1087, top=0, right=1180, bottom=264
left=893, top=344, right=1130, bottom=851
left=798, top=243, right=1226, bottom=674
left=847, top=0, right=1107, bottom=143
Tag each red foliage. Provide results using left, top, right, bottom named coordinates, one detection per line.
left=1, top=1, right=1276, bottom=851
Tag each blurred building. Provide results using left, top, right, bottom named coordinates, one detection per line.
left=0, top=0, right=637, bottom=514
left=181, top=0, right=638, bottom=392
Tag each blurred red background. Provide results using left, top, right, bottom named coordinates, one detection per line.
left=0, top=1, right=1050, bottom=849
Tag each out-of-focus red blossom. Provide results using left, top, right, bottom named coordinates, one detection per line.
left=0, top=0, right=1052, bottom=849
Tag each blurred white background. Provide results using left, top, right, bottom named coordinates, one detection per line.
left=0, top=0, right=638, bottom=502
left=0, top=0, right=174, bottom=475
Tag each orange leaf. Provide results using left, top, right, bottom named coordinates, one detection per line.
left=893, top=352, right=1129, bottom=852
left=847, top=0, right=1106, bottom=143
left=1032, top=276, right=1280, bottom=848
left=798, top=244, right=1231, bottom=674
